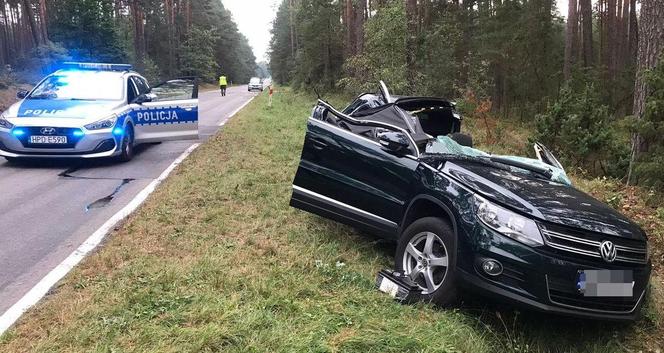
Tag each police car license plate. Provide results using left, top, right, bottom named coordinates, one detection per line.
left=29, top=136, right=68, bottom=144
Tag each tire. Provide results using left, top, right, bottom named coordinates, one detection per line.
left=395, top=217, right=457, bottom=306
left=449, top=133, right=473, bottom=148
left=3, top=156, right=19, bottom=164
left=117, top=125, right=135, bottom=162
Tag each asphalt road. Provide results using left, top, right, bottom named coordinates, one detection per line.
left=0, top=85, right=257, bottom=314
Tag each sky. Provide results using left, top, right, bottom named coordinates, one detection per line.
left=221, top=0, right=281, bottom=62
left=221, top=0, right=571, bottom=63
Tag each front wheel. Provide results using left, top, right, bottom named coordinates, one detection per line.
left=117, top=126, right=135, bottom=162
left=395, top=217, right=457, bottom=306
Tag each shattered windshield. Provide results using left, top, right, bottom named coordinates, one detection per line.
left=426, top=136, right=572, bottom=185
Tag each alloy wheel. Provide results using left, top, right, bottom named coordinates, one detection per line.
left=402, top=231, right=449, bottom=294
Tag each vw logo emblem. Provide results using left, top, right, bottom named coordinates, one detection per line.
left=40, top=127, right=57, bottom=135
left=599, top=240, right=617, bottom=263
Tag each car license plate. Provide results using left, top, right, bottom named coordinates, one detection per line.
left=29, top=136, right=68, bottom=144
left=378, top=277, right=401, bottom=298
left=577, top=270, right=633, bottom=297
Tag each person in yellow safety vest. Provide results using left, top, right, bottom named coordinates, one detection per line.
left=219, top=75, right=228, bottom=96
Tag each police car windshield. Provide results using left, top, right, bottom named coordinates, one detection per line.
left=29, top=71, right=124, bottom=101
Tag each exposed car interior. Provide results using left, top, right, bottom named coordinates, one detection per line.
left=312, top=82, right=464, bottom=155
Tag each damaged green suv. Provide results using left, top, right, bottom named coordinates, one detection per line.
left=289, top=81, right=651, bottom=321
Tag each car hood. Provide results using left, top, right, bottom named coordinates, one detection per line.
left=4, top=99, right=125, bottom=125
left=438, top=160, right=645, bottom=241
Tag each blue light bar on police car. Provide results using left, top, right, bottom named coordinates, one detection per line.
left=61, top=62, right=133, bottom=72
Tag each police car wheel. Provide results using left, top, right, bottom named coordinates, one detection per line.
left=118, top=126, right=134, bottom=162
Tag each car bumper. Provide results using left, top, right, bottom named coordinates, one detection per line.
left=0, top=128, right=121, bottom=159
left=458, top=225, right=652, bottom=321
left=248, top=86, right=263, bottom=90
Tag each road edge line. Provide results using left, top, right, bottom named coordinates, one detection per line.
left=220, top=96, right=254, bottom=126
left=0, top=142, right=200, bottom=335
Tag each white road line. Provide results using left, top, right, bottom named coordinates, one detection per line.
left=0, top=143, right=200, bottom=335
left=220, top=96, right=254, bottom=126
left=0, top=94, right=255, bottom=335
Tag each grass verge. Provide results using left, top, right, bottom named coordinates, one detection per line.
left=0, top=88, right=662, bottom=352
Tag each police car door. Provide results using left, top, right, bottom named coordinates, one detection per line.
left=131, top=76, right=199, bottom=142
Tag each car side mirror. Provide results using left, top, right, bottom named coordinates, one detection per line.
left=17, top=90, right=28, bottom=99
left=378, top=131, right=411, bottom=154
left=133, top=93, right=155, bottom=104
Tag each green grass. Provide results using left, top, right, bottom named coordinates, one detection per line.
left=0, top=88, right=662, bottom=352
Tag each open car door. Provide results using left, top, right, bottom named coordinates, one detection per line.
left=133, top=77, right=199, bottom=143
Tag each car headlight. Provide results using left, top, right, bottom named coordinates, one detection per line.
left=84, top=115, right=118, bottom=130
left=474, top=195, right=544, bottom=247
left=0, top=114, right=13, bottom=129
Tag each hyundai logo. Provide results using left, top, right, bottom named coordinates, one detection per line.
left=40, top=127, right=57, bottom=135
left=599, top=240, right=617, bottom=263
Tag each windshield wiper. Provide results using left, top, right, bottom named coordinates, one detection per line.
left=489, top=156, right=553, bottom=179
left=28, top=94, right=52, bottom=100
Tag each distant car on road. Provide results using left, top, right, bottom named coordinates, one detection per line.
left=248, top=77, right=263, bottom=92
left=0, top=62, right=199, bottom=162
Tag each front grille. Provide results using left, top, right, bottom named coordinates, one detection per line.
left=546, top=274, right=642, bottom=313
left=540, top=223, right=647, bottom=265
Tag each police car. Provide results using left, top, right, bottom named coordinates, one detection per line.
left=0, top=62, right=199, bottom=162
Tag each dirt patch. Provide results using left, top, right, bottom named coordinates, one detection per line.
left=0, top=85, right=31, bottom=111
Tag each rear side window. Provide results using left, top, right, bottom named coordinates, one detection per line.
left=127, top=78, right=138, bottom=103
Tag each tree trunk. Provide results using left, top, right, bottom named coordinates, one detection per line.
left=627, top=0, right=664, bottom=185
left=606, top=0, right=616, bottom=79
left=600, top=0, right=608, bottom=70
left=21, top=0, right=41, bottom=46
left=343, top=0, right=355, bottom=57
left=405, top=0, right=417, bottom=92
left=615, top=0, right=623, bottom=70
left=165, top=0, right=175, bottom=76
left=130, top=0, right=146, bottom=70
left=39, top=0, right=47, bottom=42
left=580, top=0, right=593, bottom=66
left=1, top=2, right=8, bottom=63
left=628, top=0, right=638, bottom=66
left=354, top=0, right=365, bottom=55
left=289, top=0, right=295, bottom=58
left=185, top=0, right=192, bottom=30
left=563, top=0, right=578, bottom=80
left=619, top=0, right=629, bottom=70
